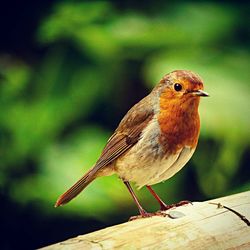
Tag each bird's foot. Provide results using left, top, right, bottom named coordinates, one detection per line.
left=175, top=200, right=192, bottom=207
left=129, top=211, right=167, bottom=221
left=160, top=200, right=192, bottom=211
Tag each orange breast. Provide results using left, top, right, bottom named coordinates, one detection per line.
left=158, top=90, right=200, bottom=154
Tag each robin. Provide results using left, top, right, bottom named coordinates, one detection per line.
left=55, top=70, right=209, bottom=218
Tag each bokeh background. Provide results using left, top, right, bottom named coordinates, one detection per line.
left=0, top=0, right=249, bottom=249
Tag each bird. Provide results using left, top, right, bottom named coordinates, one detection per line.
left=55, top=70, right=209, bottom=218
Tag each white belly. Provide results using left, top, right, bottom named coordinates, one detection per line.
left=114, top=118, right=196, bottom=188
left=116, top=146, right=195, bottom=188
left=154, top=146, right=195, bottom=185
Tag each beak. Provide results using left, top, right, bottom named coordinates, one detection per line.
left=192, top=90, right=209, bottom=97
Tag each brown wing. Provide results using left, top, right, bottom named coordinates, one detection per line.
left=95, top=93, right=154, bottom=170
left=96, top=115, right=153, bottom=169
left=55, top=94, right=154, bottom=207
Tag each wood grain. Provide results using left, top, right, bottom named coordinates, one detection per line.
left=41, top=191, right=250, bottom=250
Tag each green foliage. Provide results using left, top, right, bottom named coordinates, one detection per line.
left=0, top=1, right=249, bottom=218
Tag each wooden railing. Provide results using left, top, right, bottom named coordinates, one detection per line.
left=41, top=191, right=250, bottom=249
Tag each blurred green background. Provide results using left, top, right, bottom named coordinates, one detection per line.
left=0, top=0, right=249, bottom=249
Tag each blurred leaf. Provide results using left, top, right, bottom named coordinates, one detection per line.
left=38, top=3, right=238, bottom=60
left=0, top=56, right=31, bottom=101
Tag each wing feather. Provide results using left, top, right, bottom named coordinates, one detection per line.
left=55, top=94, right=154, bottom=206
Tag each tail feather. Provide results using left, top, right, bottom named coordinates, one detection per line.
left=55, top=167, right=97, bottom=207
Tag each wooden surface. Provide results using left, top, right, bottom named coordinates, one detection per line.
left=41, top=191, right=250, bottom=250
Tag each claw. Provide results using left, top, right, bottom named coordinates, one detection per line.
left=129, top=211, right=167, bottom=221
left=160, top=200, right=192, bottom=211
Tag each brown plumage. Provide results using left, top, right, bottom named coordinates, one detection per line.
left=55, top=70, right=208, bottom=218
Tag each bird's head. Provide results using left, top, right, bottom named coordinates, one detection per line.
left=158, top=70, right=209, bottom=100
left=155, top=70, right=209, bottom=114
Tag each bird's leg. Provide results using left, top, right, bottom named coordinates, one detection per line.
left=123, top=181, right=151, bottom=218
left=146, top=185, right=192, bottom=210
left=146, top=185, right=173, bottom=210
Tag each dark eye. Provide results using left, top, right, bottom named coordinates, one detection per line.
left=174, top=83, right=182, bottom=91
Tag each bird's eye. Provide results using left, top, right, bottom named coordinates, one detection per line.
left=174, top=83, right=182, bottom=92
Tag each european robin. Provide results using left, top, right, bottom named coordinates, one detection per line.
left=55, top=70, right=209, bottom=218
